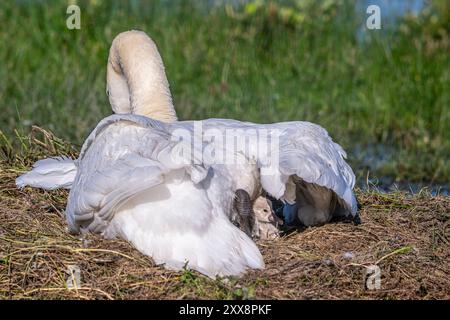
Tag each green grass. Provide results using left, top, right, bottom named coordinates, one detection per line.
left=0, top=0, right=448, bottom=183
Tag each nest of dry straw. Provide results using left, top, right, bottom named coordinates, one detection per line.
left=0, top=127, right=449, bottom=299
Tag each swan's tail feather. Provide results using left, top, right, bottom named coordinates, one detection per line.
left=16, top=156, right=77, bottom=190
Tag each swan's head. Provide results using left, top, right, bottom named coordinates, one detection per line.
left=107, top=30, right=177, bottom=122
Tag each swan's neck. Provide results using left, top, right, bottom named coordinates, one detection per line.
left=107, top=30, right=177, bottom=123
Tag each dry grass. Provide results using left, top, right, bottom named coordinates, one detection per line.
left=0, top=129, right=449, bottom=300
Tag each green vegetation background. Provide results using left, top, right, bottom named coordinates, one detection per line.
left=0, top=0, right=448, bottom=183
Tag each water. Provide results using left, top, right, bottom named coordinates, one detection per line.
left=210, top=0, right=425, bottom=16
left=356, top=0, right=425, bottom=41
left=353, top=143, right=449, bottom=196
left=357, top=0, right=425, bottom=20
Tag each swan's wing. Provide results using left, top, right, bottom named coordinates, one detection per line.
left=66, top=115, right=208, bottom=233
left=77, top=113, right=168, bottom=161
left=195, top=119, right=357, bottom=216
left=67, top=155, right=165, bottom=233
left=261, top=121, right=357, bottom=215
left=16, top=156, right=77, bottom=190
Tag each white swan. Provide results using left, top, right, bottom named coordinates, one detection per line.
left=105, top=31, right=359, bottom=228
left=17, top=30, right=359, bottom=227
left=18, top=31, right=265, bottom=277
left=67, top=114, right=263, bottom=277
left=16, top=30, right=359, bottom=275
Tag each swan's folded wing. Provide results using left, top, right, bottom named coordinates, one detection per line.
left=66, top=114, right=209, bottom=233
left=66, top=156, right=166, bottom=233
left=258, top=121, right=357, bottom=215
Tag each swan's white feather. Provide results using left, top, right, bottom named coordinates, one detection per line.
left=15, top=156, right=77, bottom=190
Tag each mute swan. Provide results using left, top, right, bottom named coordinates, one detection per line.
left=18, top=31, right=265, bottom=277
left=66, top=110, right=357, bottom=259
left=66, top=113, right=263, bottom=277
left=17, top=30, right=358, bottom=247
